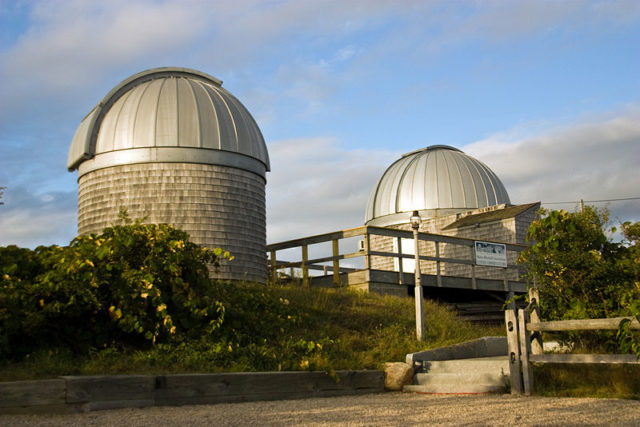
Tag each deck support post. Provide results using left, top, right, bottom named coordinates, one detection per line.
left=396, top=236, right=404, bottom=285
left=435, top=241, right=442, bottom=287
left=301, top=245, right=309, bottom=287
left=332, top=239, right=341, bottom=286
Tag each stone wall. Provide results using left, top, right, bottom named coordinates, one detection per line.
left=78, top=163, right=266, bottom=282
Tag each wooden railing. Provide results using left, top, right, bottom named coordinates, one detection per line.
left=505, top=289, right=640, bottom=395
left=267, top=225, right=527, bottom=290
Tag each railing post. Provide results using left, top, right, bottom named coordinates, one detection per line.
left=364, top=230, right=371, bottom=270
left=301, top=245, right=309, bottom=288
left=396, top=236, right=404, bottom=285
left=518, top=308, right=533, bottom=395
left=471, top=264, right=477, bottom=290
left=435, top=241, right=442, bottom=287
left=503, top=267, right=509, bottom=291
left=332, top=239, right=341, bottom=286
left=470, top=245, right=477, bottom=289
left=529, top=284, right=544, bottom=355
left=505, top=309, right=523, bottom=395
left=507, top=291, right=516, bottom=311
left=270, top=250, right=277, bottom=285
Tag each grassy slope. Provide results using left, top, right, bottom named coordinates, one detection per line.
left=0, top=284, right=503, bottom=381
left=1, top=285, right=637, bottom=399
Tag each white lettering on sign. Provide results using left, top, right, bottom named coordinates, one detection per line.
left=474, top=241, right=507, bottom=268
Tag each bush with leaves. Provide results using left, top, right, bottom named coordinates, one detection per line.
left=0, top=219, right=229, bottom=359
left=519, top=206, right=640, bottom=354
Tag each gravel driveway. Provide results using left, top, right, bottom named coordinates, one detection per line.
left=2, top=392, right=639, bottom=426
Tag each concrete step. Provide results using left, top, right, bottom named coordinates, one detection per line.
left=404, top=382, right=505, bottom=394
left=404, top=357, right=509, bottom=394
left=414, top=371, right=506, bottom=385
left=420, top=356, right=509, bottom=374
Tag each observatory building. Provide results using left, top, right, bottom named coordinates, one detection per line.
left=365, top=145, right=539, bottom=281
left=68, top=67, right=270, bottom=282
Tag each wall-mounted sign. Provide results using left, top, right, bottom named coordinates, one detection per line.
left=474, top=241, right=507, bottom=267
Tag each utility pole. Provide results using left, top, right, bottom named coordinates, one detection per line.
left=0, top=187, right=5, bottom=205
left=410, top=210, right=424, bottom=341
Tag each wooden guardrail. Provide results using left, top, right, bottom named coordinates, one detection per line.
left=267, top=225, right=527, bottom=290
left=505, top=290, right=640, bottom=395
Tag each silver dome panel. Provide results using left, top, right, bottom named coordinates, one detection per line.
left=366, top=145, right=510, bottom=225
left=68, top=67, right=269, bottom=177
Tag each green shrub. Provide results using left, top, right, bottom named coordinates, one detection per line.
left=0, top=220, right=228, bottom=358
left=519, top=207, right=640, bottom=354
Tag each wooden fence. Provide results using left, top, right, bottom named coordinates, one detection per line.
left=505, top=288, right=640, bottom=395
left=266, top=225, right=528, bottom=296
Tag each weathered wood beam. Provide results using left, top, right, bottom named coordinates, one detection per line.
left=529, top=354, right=640, bottom=364
left=505, top=309, right=523, bottom=395
left=528, top=317, right=640, bottom=332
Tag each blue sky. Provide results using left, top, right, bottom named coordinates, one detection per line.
left=1, top=0, right=639, bottom=248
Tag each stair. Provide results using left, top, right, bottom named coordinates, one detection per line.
left=403, top=356, right=509, bottom=394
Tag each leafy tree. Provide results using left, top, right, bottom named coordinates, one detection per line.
left=519, top=206, right=640, bottom=354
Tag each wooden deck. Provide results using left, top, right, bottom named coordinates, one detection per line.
left=307, top=269, right=526, bottom=297
left=267, top=225, right=528, bottom=302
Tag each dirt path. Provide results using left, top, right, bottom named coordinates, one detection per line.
left=2, top=392, right=639, bottom=426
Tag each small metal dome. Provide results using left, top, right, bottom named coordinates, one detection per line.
left=68, top=67, right=270, bottom=178
left=365, top=145, right=510, bottom=226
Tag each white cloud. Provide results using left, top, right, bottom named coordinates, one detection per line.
left=1, top=0, right=210, bottom=114
left=0, top=188, right=77, bottom=248
left=464, top=110, right=640, bottom=222
left=266, top=137, right=397, bottom=243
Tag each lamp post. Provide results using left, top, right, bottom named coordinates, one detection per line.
left=410, top=210, right=424, bottom=341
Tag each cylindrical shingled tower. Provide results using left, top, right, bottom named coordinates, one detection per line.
left=67, top=67, right=270, bottom=282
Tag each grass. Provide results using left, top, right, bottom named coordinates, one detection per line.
left=534, top=364, right=640, bottom=400
left=0, top=284, right=503, bottom=381
left=4, top=283, right=636, bottom=399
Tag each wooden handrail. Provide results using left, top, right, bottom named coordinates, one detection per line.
left=267, top=225, right=529, bottom=252
left=267, top=225, right=527, bottom=286
left=527, top=317, right=640, bottom=332
left=529, top=354, right=640, bottom=364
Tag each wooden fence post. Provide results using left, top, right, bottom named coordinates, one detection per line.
left=528, top=286, right=544, bottom=355
left=518, top=308, right=533, bottom=395
left=332, top=239, right=341, bottom=286
left=301, top=245, right=309, bottom=288
left=505, top=309, right=523, bottom=395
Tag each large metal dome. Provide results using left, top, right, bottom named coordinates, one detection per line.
left=365, top=145, right=510, bottom=226
left=67, top=67, right=270, bottom=282
left=68, top=67, right=270, bottom=178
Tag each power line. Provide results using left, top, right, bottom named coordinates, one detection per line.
left=542, top=196, right=640, bottom=205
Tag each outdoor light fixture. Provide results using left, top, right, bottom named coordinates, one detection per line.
left=411, top=210, right=424, bottom=341
left=410, top=210, right=421, bottom=230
